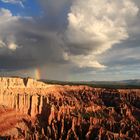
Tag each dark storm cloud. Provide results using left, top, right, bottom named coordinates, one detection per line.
left=105, top=57, right=140, bottom=67
left=39, top=0, right=72, bottom=30
left=98, top=44, right=140, bottom=68
left=0, top=9, right=68, bottom=70
left=39, top=0, right=72, bottom=17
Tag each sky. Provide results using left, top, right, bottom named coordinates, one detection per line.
left=0, top=0, right=140, bottom=81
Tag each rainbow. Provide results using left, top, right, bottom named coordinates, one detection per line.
left=34, top=68, right=41, bottom=80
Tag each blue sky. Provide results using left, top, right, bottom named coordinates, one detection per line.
left=0, top=0, right=140, bottom=81
left=0, top=0, right=42, bottom=16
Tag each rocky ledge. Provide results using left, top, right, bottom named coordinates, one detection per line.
left=0, top=77, right=140, bottom=140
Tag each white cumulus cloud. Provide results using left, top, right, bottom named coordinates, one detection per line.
left=8, top=42, right=18, bottom=50
left=0, top=8, right=18, bottom=24
left=0, top=8, right=19, bottom=50
left=66, top=0, right=139, bottom=68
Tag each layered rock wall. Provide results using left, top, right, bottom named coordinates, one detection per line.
left=0, top=91, right=44, bottom=116
left=0, top=77, right=48, bottom=88
left=0, top=77, right=25, bottom=88
left=0, top=77, right=52, bottom=117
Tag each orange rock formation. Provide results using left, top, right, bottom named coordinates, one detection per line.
left=0, top=77, right=139, bottom=139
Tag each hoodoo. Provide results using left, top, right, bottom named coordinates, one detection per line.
left=0, top=77, right=140, bottom=139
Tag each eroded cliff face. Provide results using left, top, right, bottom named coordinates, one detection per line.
left=0, top=77, right=54, bottom=117
left=0, top=77, right=49, bottom=88
left=0, top=77, right=140, bottom=140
